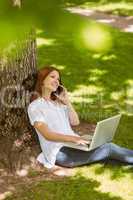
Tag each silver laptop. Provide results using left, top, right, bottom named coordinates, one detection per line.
left=63, top=114, right=122, bottom=151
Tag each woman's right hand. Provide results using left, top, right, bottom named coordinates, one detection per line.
left=71, top=136, right=90, bottom=146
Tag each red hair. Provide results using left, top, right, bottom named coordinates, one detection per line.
left=30, top=66, right=63, bottom=102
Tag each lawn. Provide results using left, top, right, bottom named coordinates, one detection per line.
left=4, top=3, right=133, bottom=200
left=64, top=0, right=133, bottom=16
left=36, top=11, right=133, bottom=123
left=5, top=164, right=133, bottom=200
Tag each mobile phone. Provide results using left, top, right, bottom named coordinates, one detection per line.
left=53, top=84, right=64, bottom=96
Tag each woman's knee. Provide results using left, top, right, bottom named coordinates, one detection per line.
left=98, top=142, right=112, bottom=156
left=101, top=142, right=112, bottom=149
left=101, top=142, right=119, bottom=155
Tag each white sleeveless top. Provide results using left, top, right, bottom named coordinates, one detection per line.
left=27, top=97, right=78, bottom=168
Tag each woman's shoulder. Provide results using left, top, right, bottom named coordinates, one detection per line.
left=28, top=98, right=43, bottom=110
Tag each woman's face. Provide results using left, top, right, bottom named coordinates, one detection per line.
left=42, top=70, right=60, bottom=92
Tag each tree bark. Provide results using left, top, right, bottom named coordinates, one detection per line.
left=0, top=32, right=38, bottom=174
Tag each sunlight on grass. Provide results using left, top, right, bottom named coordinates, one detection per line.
left=89, top=68, right=107, bottom=79
left=70, top=94, right=93, bottom=103
left=109, top=80, right=133, bottom=116
left=69, top=85, right=104, bottom=103
left=92, top=53, right=102, bottom=59
left=72, top=85, right=103, bottom=95
left=37, top=37, right=55, bottom=47
left=101, top=54, right=117, bottom=61
left=90, top=2, right=133, bottom=12
left=91, top=53, right=117, bottom=61
left=111, top=91, right=125, bottom=101
left=36, top=29, right=44, bottom=35
left=80, top=1, right=133, bottom=16
left=53, top=64, right=66, bottom=70
left=74, top=85, right=103, bottom=94
left=125, top=99, right=133, bottom=107
left=74, top=164, right=133, bottom=200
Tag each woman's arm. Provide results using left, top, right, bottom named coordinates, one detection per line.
left=34, top=121, right=89, bottom=145
left=66, top=102, right=80, bottom=126
left=55, top=85, right=80, bottom=126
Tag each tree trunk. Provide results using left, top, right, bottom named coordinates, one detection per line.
left=0, top=31, right=38, bottom=174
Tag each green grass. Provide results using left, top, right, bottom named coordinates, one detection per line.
left=5, top=165, right=133, bottom=200
left=36, top=11, right=133, bottom=123
left=64, top=0, right=133, bottom=16
left=4, top=5, right=133, bottom=200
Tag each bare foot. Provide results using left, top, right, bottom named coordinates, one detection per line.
left=35, top=162, right=73, bottom=176
left=50, top=165, right=73, bottom=176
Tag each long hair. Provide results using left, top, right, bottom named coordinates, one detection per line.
left=30, top=66, right=63, bottom=102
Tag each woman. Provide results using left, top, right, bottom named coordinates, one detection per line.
left=28, top=66, right=133, bottom=170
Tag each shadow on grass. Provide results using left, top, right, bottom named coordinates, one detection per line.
left=114, top=115, right=133, bottom=149
left=5, top=173, right=123, bottom=200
